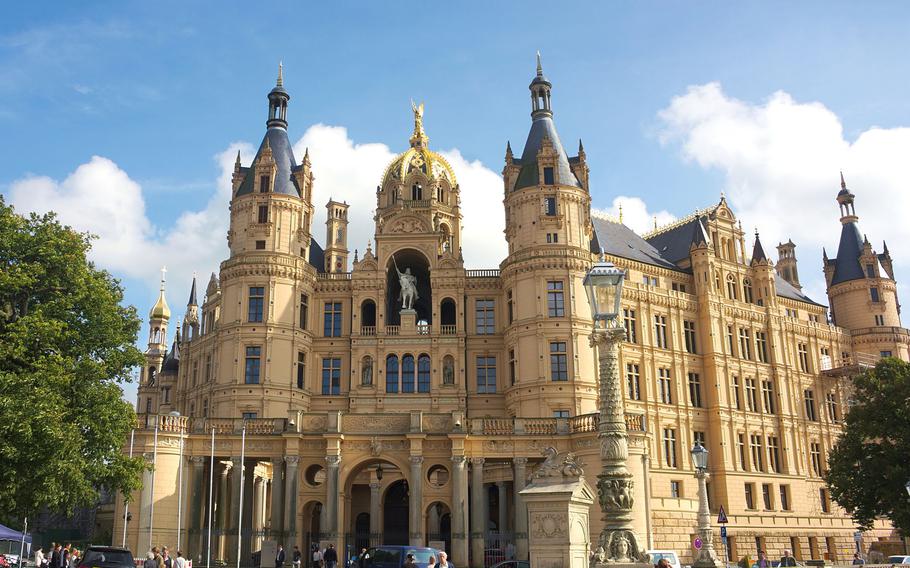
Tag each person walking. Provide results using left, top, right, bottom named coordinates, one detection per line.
left=310, top=546, right=322, bottom=568
left=292, top=546, right=301, bottom=568
left=322, top=544, right=337, bottom=568
left=49, top=544, right=58, bottom=568
left=34, top=548, right=45, bottom=568
left=61, top=544, right=71, bottom=568
left=276, top=545, right=286, bottom=568
left=162, top=548, right=172, bottom=568
left=357, top=548, right=368, bottom=568
left=436, top=551, right=452, bottom=567
left=756, top=551, right=770, bottom=568
left=174, top=551, right=186, bottom=568
left=852, top=553, right=866, bottom=565
left=779, top=550, right=797, bottom=567
left=144, top=550, right=157, bottom=568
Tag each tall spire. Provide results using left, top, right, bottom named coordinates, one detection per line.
left=187, top=272, right=198, bottom=306
left=277, top=61, right=284, bottom=87
left=529, top=51, right=552, bottom=118
left=840, top=170, right=846, bottom=191
left=751, top=230, right=769, bottom=265
left=536, top=50, right=543, bottom=77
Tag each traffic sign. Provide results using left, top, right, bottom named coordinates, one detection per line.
left=720, top=526, right=727, bottom=538
left=853, top=531, right=862, bottom=543
left=717, top=505, right=729, bottom=524
left=694, top=537, right=703, bottom=550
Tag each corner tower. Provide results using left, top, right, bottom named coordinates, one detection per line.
left=824, top=173, right=908, bottom=359
left=776, top=239, right=801, bottom=290
left=324, top=199, right=349, bottom=272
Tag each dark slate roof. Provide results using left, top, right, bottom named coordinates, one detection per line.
left=161, top=332, right=180, bottom=373
left=235, top=127, right=301, bottom=197
left=590, top=216, right=682, bottom=272
left=308, top=239, right=325, bottom=272
left=645, top=217, right=704, bottom=264
left=831, top=221, right=865, bottom=285
left=514, top=115, right=581, bottom=190
left=187, top=276, right=197, bottom=306
left=751, top=234, right=768, bottom=264
left=775, top=273, right=824, bottom=306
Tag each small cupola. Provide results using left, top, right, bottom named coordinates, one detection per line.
left=267, top=62, right=290, bottom=130
left=529, top=51, right=552, bottom=118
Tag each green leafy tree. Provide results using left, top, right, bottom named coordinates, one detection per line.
left=0, top=196, right=146, bottom=525
left=826, top=357, right=910, bottom=534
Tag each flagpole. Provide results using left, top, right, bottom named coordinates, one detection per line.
left=122, top=428, right=135, bottom=548
left=236, top=424, right=246, bottom=568
left=176, top=428, right=185, bottom=552
left=17, top=516, right=27, bottom=568
left=207, top=427, right=214, bottom=568
left=149, top=420, right=159, bottom=553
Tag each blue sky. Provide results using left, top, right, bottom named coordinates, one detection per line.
left=2, top=2, right=909, bottom=400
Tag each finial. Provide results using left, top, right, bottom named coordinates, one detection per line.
left=234, top=150, right=241, bottom=167
left=599, top=247, right=605, bottom=262
left=409, top=99, right=427, bottom=147
left=536, top=50, right=543, bottom=76
left=720, top=190, right=726, bottom=201
left=840, top=170, right=846, bottom=190
left=277, top=61, right=284, bottom=87
left=578, top=138, right=585, bottom=154
left=160, top=266, right=167, bottom=291
left=618, top=203, right=624, bottom=224
left=506, top=140, right=513, bottom=157
left=754, top=228, right=760, bottom=239
left=653, top=215, right=658, bottom=231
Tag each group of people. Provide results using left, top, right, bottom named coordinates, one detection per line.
left=33, top=543, right=80, bottom=568
left=143, top=546, right=187, bottom=568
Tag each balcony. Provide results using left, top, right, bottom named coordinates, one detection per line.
left=821, top=351, right=883, bottom=378
left=441, top=325, right=457, bottom=335
left=360, top=326, right=376, bottom=336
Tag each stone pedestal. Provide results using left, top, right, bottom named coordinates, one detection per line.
left=520, top=470, right=595, bottom=568
left=400, top=308, right=417, bottom=333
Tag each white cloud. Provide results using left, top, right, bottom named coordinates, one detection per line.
left=658, top=82, right=910, bottom=305
left=593, top=196, right=677, bottom=236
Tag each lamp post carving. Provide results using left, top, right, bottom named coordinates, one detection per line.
left=691, top=442, right=724, bottom=568
left=584, top=255, right=648, bottom=567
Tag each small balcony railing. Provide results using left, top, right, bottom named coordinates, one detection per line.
left=441, top=325, right=457, bottom=335
left=385, top=325, right=400, bottom=336
left=360, top=326, right=376, bottom=336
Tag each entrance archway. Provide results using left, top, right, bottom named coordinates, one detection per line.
left=383, top=480, right=410, bottom=545
left=426, top=501, right=451, bottom=554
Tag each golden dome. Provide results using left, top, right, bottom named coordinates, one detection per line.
left=380, top=102, right=457, bottom=191
left=149, top=268, right=171, bottom=320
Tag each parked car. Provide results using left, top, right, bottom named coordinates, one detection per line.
left=888, top=556, right=910, bottom=565
left=359, top=546, right=441, bottom=568
left=490, top=561, right=530, bottom=568
left=647, top=550, right=682, bottom=568
left=76, top=546, right=135, bottom=568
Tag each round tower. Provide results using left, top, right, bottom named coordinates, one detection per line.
left=324, top=199, right=350, bottom=273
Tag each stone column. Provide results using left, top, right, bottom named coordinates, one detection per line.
left=218, top=462, right=233, bottom=560
left=284, top=456, right=300, bottom=548
left=369, top=481, right=381, bottom=542
left=325, top=455, right=341, bottom=542
left=189, top=456, right=206, bottom=559
left=270, top=458, right=284, bottom=540
left=410, top=456, right=425, bottom=546
left=241, top=460, right=255, bottom=563
left=513, top=458, right=529, bottom=561
left=450, top=456, right=469, bottom=567
left=470, top=457, right=485, bottom=568
left=496, top=481, right=507, bottom=534
left=229, top=457, right=243, bottom=564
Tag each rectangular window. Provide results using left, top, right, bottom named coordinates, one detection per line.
left=553, top=410, right=570, bottom=418
left=259, top=175, right=270, bottom=193
left=737, top=433, right=747, bottom=470
left=248, top=286, right=265, bottom=323
left=739, top=328, right=752, bottom=360
left=732, top=376, right=742, bottom=410
left=658, top=368, right=673, bottom=404
left=865, top=264, right=875, bottom=278
left=549, top=341, right=568, bottom=381
left=809, top=442, right=822, bottom=476
left=744, top=483, right=755, bottom=510
left=670, top=480, right=681, bottom=498
left=192, top=360, right=198, bottom=386
left=662, top=428, right=678, bottom=468
left=819, top=488, right=830, bottom=513
left=476, top=355, right=497, bottom=393
left=543, top=167, right=555, bottom=185
left=623, top=309, right=637, bottom=343
left=296, top=352, right=306, bottom=389
left=683, top=320, right=697, bottom=354
left=767, top=436, right=781, bottom=473
left=258, top=204, right=269, bottom=224
left=875, top=315, right=886, bottom=326
left=804, top=389, right=817, bottom=421
left=255, top=240, right=266, bottom=250
left=870, top=287, right=880, bottom=302
left=323, top=301, right=343, bottom=337
left=242, top=412, right=257, bottom=420
left=509, top=349, right=516, bottom=386
left=825, top=392, right=839, bottom=423
left=693, top=431, right=706, bottom=448
left=756, top=331, right=769, bottom=363
left=654, top=315, right=668, bottom=349
left=205, top=353, right=212, bottom=382
left=762, top=483, right=773, bottom=510
left=750, top=433, right=764, bottom=472
left=321, top=357, right=341, bottom=395
left=244, top=346, right=261, bottom=384
left=626, top=363, right=641, bottom=400
left=475, top=299, right=495, bottom=335
left=507, top=290, right=514, bottom=324
left=881, top=349, right=892, bottom=356
left=727, top=325, right=736, bottom=356
left=780, top=485, right=791, bottom=511
left=544, top=196, right=557, bottom=216
left=547, top=281, right=565, bottom=317
left=798, top=343, right=810, bottom=372
left=745, top=378, right=758, bottom=412
left=688, top=372, right=703, bottom=408
left=761, top=380, right=776, bottom=414
left=299, top=294, right=309, bottom=329
left=202, top=398, right=208, bottom=417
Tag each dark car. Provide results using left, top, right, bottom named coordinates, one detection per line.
left=360, top=546, right=441, bottom=568
left=76, top=547, right=134, bottom=568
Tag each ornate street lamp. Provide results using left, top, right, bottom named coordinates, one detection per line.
left=691, top=442, right=723, bottom=568
left=585, top=255, right=647, bottom=567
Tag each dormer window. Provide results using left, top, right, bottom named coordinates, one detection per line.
left=865, top=264, right=875, bottom=278
left=260, top=175, right=270, bottom=193
left=543, top=167, right=555, bottom=185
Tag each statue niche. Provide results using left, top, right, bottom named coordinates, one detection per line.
left=385, top=248, right=431, bottom=325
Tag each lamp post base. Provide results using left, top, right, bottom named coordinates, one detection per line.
left=692, top=546, right=726, bottom=568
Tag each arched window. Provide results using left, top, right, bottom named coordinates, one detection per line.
left=440, top=298, right=457, bottom=327
left=437, top=186, right=445, bottom=204
left=418, top=354, right=431, bottom=393
left=385, top=355, right=399, bottom=393
left=361, top=299, right=376, bottom=332
left=411, top=183, right=422, bottom=201
left=726, top=274, right=738, bottom=300
left=743, top=278, right=754, bottom=304
left=402, top=354, right=415, bottom=393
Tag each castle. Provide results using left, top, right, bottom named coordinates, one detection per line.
left=114, top=60, right=909, bottom=567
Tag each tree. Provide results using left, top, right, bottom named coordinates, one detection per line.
left=0, top=196, right=146, bottom=525
left=826, top=357, right=910, bottom=534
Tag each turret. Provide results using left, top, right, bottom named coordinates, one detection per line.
left=182, top=274, right=199, bottom=340
left=324, top=199, right=350, bottom=273
left=776, top=239, right=801, bottom=290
